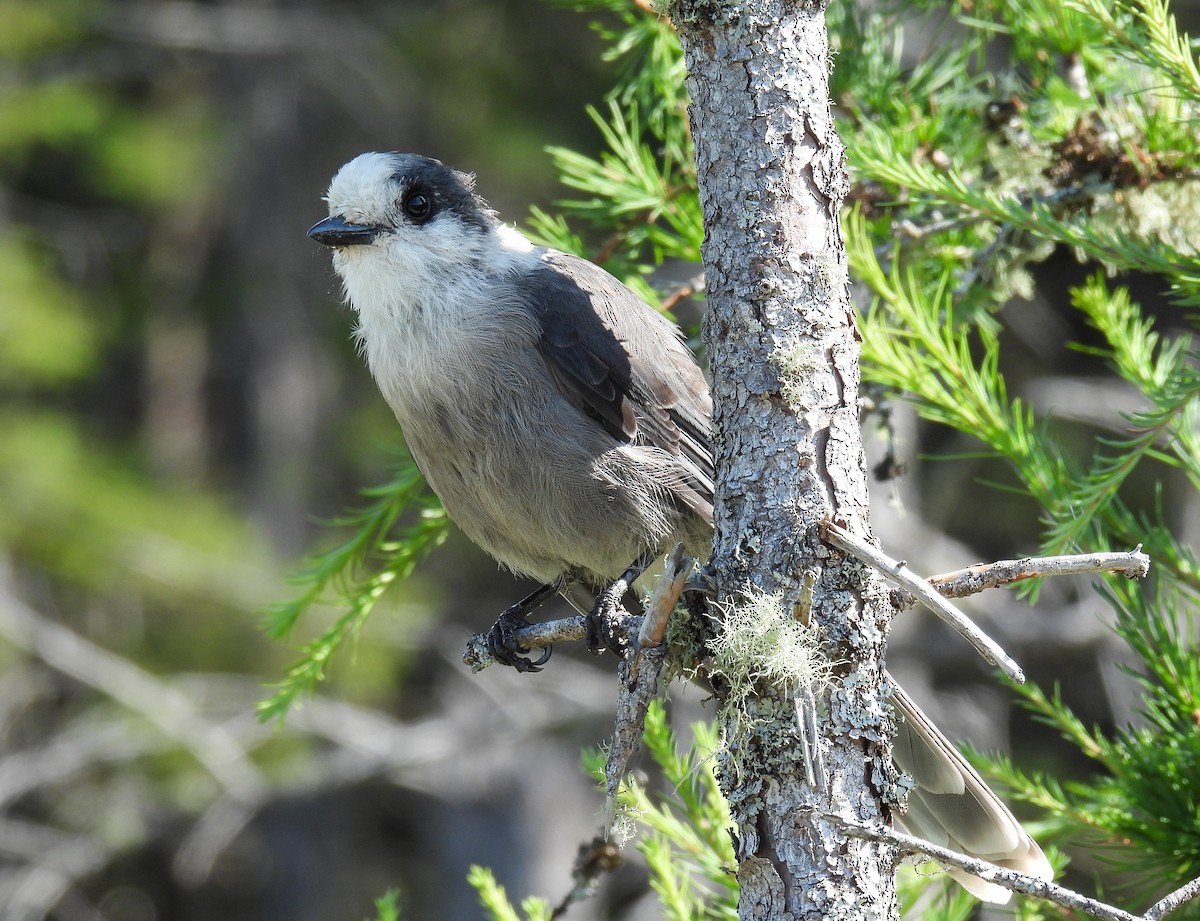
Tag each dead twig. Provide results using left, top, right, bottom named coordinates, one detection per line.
left=463, top=614, right=586, bottom=671
left=463, top=545, right=700, bottom=672
left=845, top=820, right=1165, bottom=921
left=462, top=547, right=694, bottom=833
left=605, top=546, right=693, bottom=829
left=922, top=547, right=1150, bottom=600
left=550, top=836, right=624, bottom=920
left=519, top=547, right=693, bottom=920
left=819, top=520, right=1026, bottom=683
left=1146, top=876, right=1200, bottom=920
left=659, top=273, right=706, bottom=313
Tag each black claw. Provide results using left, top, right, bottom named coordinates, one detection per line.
left=485, top=583, right=557, bottom=673
left=685, top=566, right=718, bottom=599
left=487, top=606, right=548, bottom=672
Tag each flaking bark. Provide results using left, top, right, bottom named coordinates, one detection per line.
left=667, top=1, right=900, bottom=917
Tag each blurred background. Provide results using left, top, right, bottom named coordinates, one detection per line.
left=1, top=2, right=1189, bottom=920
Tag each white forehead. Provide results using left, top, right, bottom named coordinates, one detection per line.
left=323, top=152, right=400, bottom=219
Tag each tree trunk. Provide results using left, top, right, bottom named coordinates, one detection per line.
left=668, top=1, right=900, bottom=917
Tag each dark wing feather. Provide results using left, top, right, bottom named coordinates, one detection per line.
left=522, top=250, right=714, bottom=517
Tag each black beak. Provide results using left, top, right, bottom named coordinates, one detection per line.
left=307, top=215, right=379, bottom=247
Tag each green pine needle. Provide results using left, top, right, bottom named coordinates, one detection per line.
left=258, top=456, right=448, bottom=723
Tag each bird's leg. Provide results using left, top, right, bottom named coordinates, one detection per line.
left=585, top=552, right=657, bottom=657
left=486, top=582, right=558, bottom=673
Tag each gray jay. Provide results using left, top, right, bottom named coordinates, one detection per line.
left=308, top=151, right=1052, bottom=900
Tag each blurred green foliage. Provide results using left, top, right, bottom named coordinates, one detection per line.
left=0, top=3, right=618, bottom=915
left=0, top=0, right=611, bottom=672
left=0, top=0, right=272, bottom=668
left=0, top=234, right=97, bottom=382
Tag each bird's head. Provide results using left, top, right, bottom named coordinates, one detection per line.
left=309, top=152, right=514, bottom=311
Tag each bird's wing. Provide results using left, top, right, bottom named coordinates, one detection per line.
left=521, top=250, right=714, bottom=517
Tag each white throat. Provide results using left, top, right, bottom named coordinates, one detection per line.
left=332, top=223, right=542, bottom=421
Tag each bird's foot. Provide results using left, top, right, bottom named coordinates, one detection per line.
left=684, top=565, right=718, bottom=599
left=584, top=553, right=655, bottom=658
left=485, top=584, right=557, bottom=673
left=585, top=583, right=631, bottom=658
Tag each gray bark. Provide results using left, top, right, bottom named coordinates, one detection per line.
left=668, top=1, right=900, bottom=917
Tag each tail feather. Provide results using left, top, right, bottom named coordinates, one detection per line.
left=890, top=679, right=1053, bottom=903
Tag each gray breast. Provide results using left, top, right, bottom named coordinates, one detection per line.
left=396, top=350, right=682, bottom=584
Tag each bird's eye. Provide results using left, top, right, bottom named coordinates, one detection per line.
left=403, top=190, right=432, bottom=223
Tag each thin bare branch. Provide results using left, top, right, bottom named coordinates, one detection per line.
left=925, top=547, right=1150, bottom=599
left=612, top=548, right=691, bottom=829
left=1146, top=875, right=1200, bottom=920
left=659, top=273, right=706, bottom=312
left=633, top=545, right=693, bottom=666
left=463, top=546, right=694, bottom=675
left=462, top=547, right=693, bottom=836
left=463, top=613, right=586, bottom=671
left=0, top=589, right=264, bottom=797
left=550, top=836, right=624, bottom=920
left=845, top=821, right=1145, bottom=921
left=819, top=520, right=1025, bottom=683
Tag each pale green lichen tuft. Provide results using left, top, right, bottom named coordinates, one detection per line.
left=773, top=335, right=823, bottom=407
left=707, top=588, right=830, bottom=716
